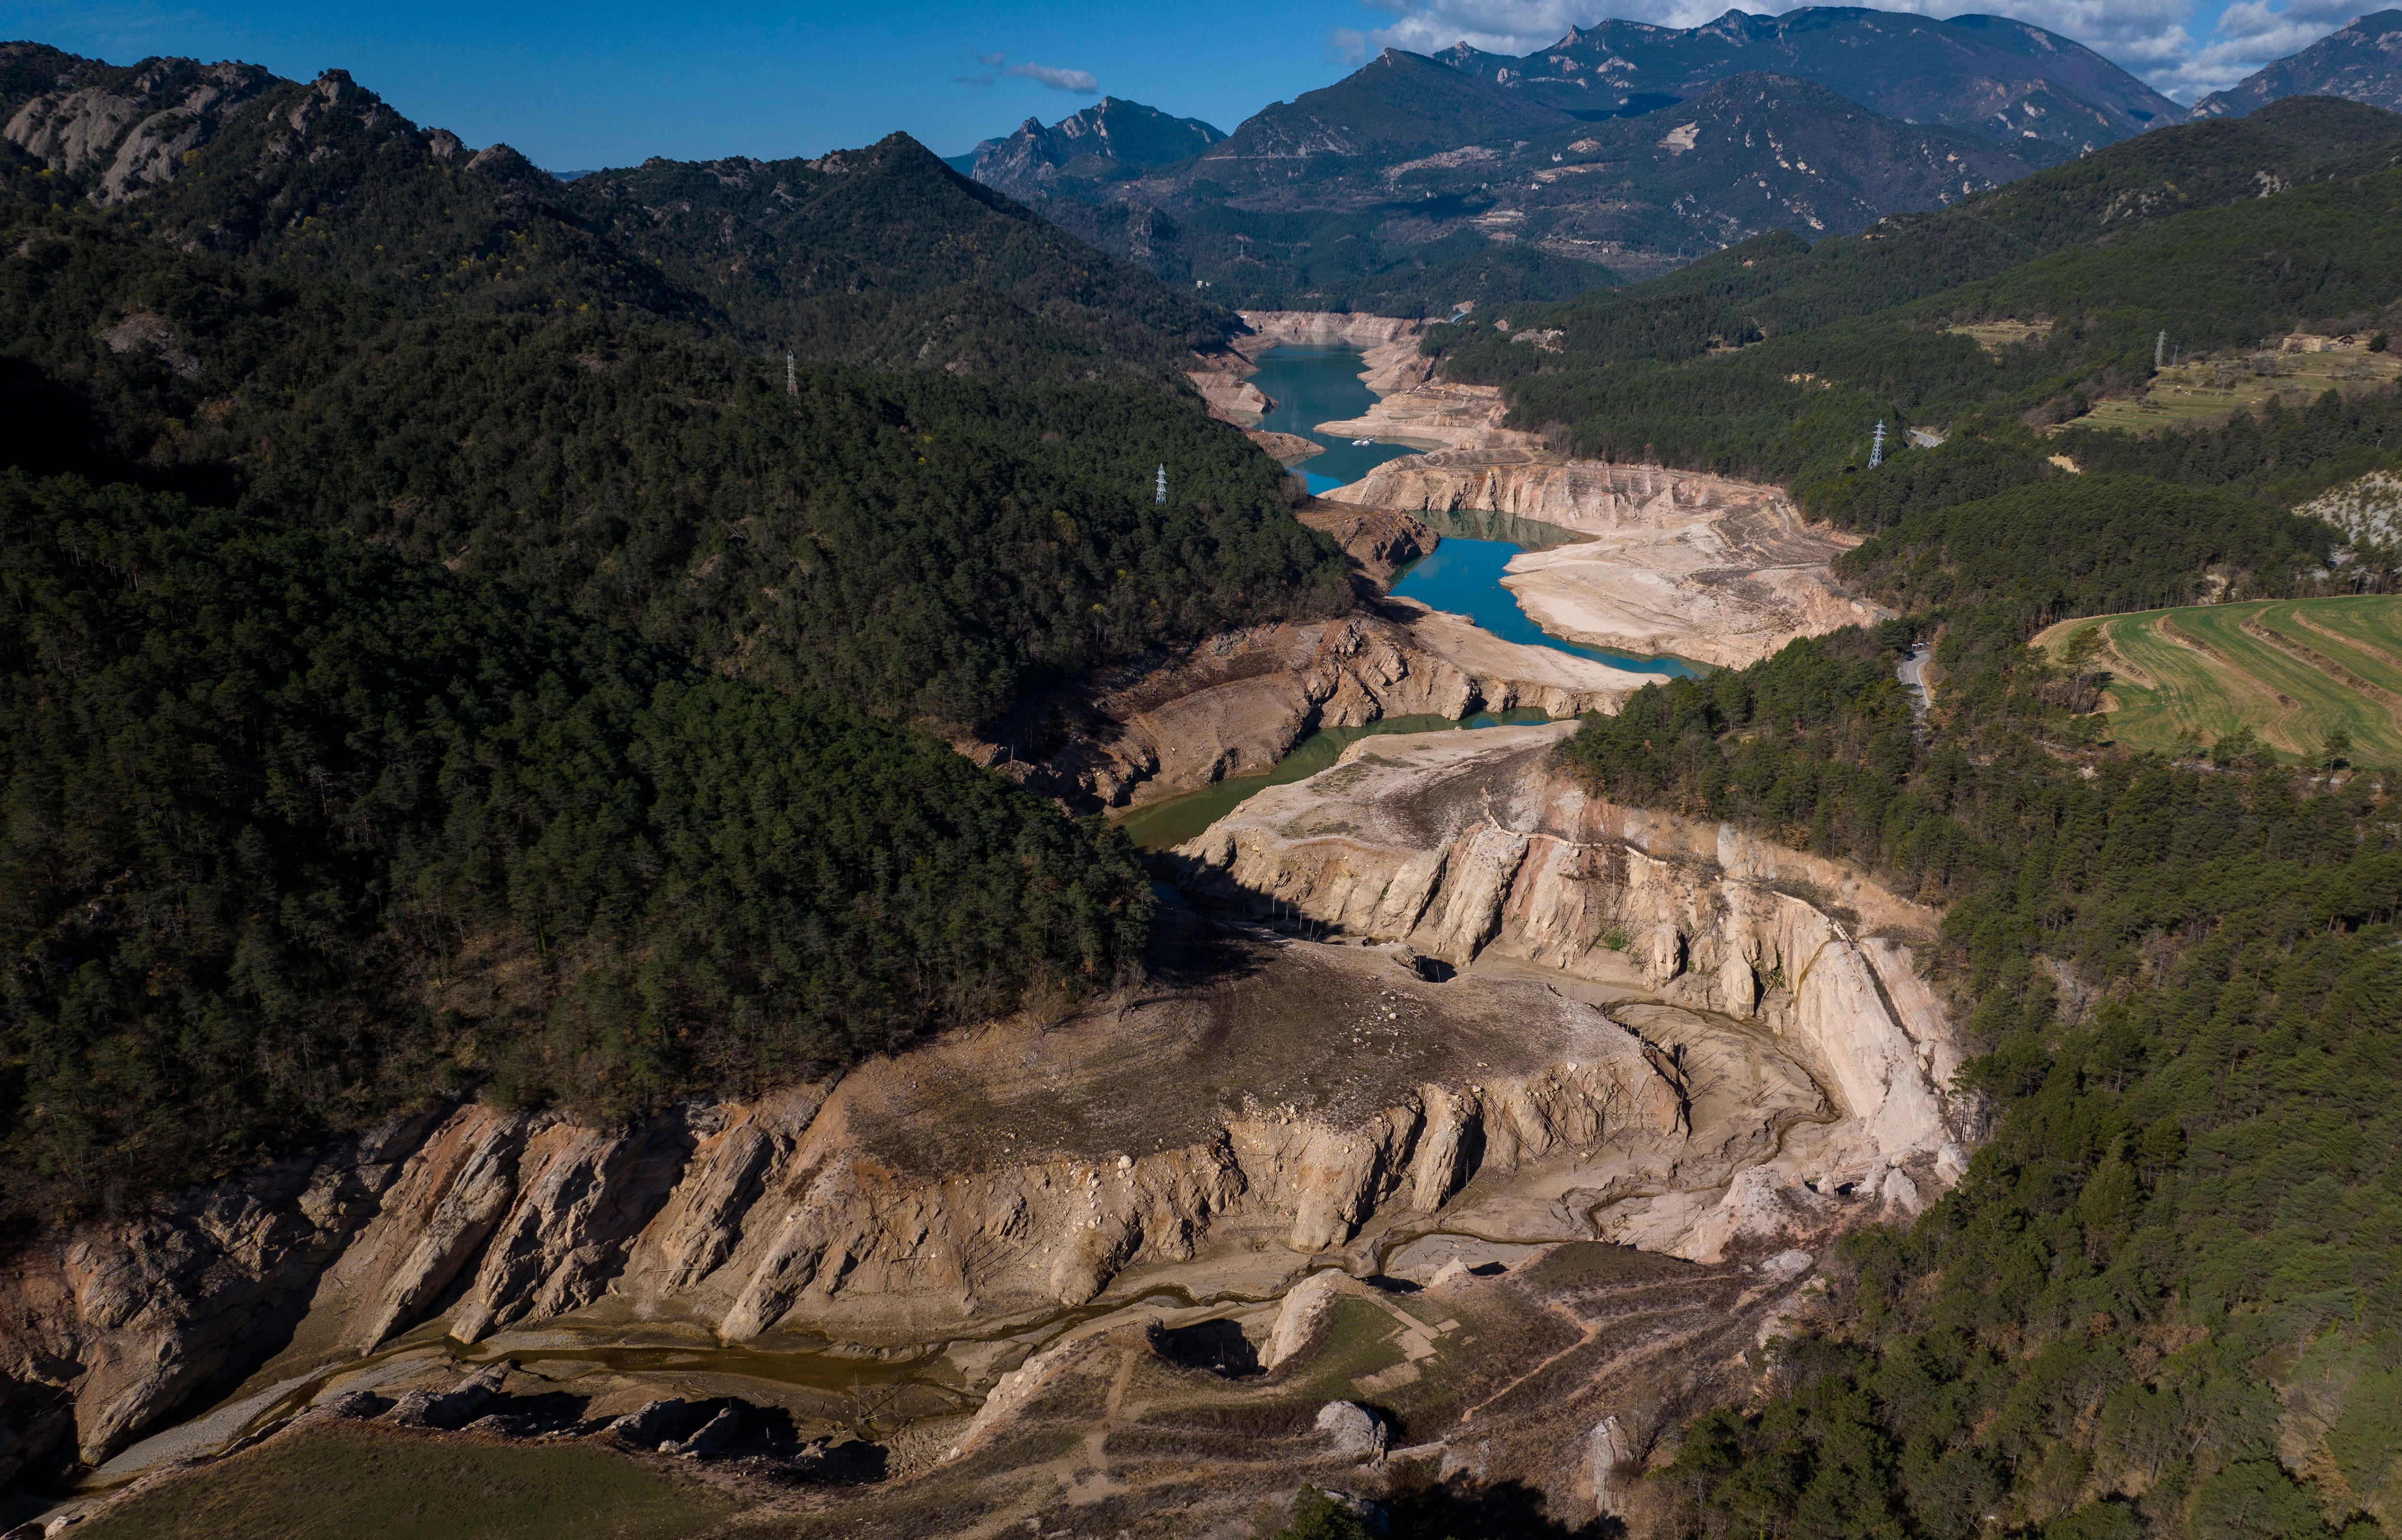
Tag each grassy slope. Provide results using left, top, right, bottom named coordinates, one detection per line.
left=2036, top=596, right=2402, bottom=763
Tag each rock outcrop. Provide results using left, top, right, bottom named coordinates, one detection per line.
left=1173, top=721, right=1961, bottom=1178
left=1296, top=505, right=1436, bottom=585
left=1315, top=1400, right=1387, bottom=1460
left=1248, top=430, right=1324, bottom=464
left=0, top=723, right=1961, bottom=1488
left=3, top=58, right=274, bottom=205
left=962, top=610, right=1646, bottom=813
left=1325, top=450, right=1886, bottom=668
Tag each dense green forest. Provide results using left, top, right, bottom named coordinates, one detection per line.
left=0, top=472, right=1152, bottom=1220
left=1419, top=98, right=2402, bottom=526
left=0, top=205, right=1350, bottom=733
left=1434, top=97, right=2402, bottom=384
left=1565, top=599, right=2401, bottom=1535
left=0, top=73, right=1357, bottom=1221
left=1535, top=120, right=2402, bottom=1525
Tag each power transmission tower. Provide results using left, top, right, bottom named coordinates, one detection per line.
left=786, top=352, right=796, bottom=396
left=2155, top=330, right=2168, bottom=369
left=1155, top=464, right=1167, bottom=504
left=1869, top=420, right=1886, bottom=469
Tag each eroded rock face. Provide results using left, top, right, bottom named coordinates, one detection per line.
left=1325, top=450, right=1885, bottom=668
left=962, top=611, right=1643, bottom=814
left=3, top=59, right=273, bottom=205
left=1295, top=505, right=1435, bottom=586
left=0, top=1112, right=435, bottom=1473
left=1173, top=721, right=1960, bottom=1173
left=0, top=730, right=1959, bottom=1486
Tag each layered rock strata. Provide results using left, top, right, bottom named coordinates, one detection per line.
left=1325, top=450, right=1885, bottom=667
left=1295, top=504, right=1437, bottom=586
left=1172, top=721, right=1965, bottom=1175
left=1313, top=379, right=1543, bottom=452
left=962, top=610, right=1646, bottom=813
left=0, top=722, right=1962, bottom=1491
left=3, top=979, right=1742, bottom=1479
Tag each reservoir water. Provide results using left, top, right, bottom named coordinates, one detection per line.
left=1246, top=343, right=1422, bottom=492
left=1388, top=539, right=1700, bottom=679
left=1112, top=343, right=1704, bottom=851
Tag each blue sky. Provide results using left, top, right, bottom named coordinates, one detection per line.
left=0, top=0, right=2363, bottom=169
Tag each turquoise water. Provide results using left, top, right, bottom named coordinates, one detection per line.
left=1246, top=343, right=1424, bottom=490
left=1115, top=709, right=1556, bottom=852
left=1390, top=539, right=1703, bottom=679
left=1109, top=343, right=1701, bottom=854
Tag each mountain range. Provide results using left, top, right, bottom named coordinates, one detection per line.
left=966, top=7, right=2402, bottom=312
left=2193, top=8, right=2402, bottom=119
left=0, top=43, right=1233, bottom=379
left=1435, top=6, right=2181, bottom=155
left=984, top=45, right=2055, bottom=314
left=959, top=95, right=1227, bottom=200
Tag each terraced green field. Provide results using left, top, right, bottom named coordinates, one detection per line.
left=2035, top=596, right=2402, bottom=766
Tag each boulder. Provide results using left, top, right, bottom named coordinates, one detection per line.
left=319, top=1389, right=384, bottom=1419
left=380, top=1389, right=440, bottom=1428
left=1261, top=1271, right=1350, bottom=1370
left=379, top=1366, right=502, bottom=1431
left=1314, top=1400, right=1386, bottom=1460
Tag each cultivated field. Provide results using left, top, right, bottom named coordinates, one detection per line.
left=2076, top=346, right=2402, bottom=434
left=2035, top=595, right=2402, bottom=766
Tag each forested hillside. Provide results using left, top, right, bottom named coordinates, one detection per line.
left=1565, top=563, right=2402, bottom=1539
left=0, top=45, right=1232, bottom=379
left=1435, top=98, right=2402, bottom=381
left=0, top=474, right=1151, bottom=1220
left=1487, top=96, right=2402, bottom=1537
left=1414, top=100, right=2402, bottom=630
left=0, top=50, right=1354, bottom=1222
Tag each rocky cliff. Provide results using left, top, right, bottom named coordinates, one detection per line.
left=1172, top=721, right=1965, bottom=1182
left=0, top=720, right=1962, bottom=1488
left=1325, top=450, right=1886, bottom=667
left=1, top=54, right=274, bottom=206
left=961, top=608, right=1647, bottom=813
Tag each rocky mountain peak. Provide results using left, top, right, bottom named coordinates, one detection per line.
left=2191, top=9, right=2402, bottom=119
left=968, top=94, right=1226, bottom=202
left=1439, top=7, right=2174, bottom=152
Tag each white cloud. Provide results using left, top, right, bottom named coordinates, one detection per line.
left=1006, top=62, right=1101, bottom=92
left=953, top=53, right=1100, bottom=94
left=1330, top=0, right=2365, bottom=103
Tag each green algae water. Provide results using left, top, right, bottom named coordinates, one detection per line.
left=1115, top=709, right=1555, bottom=852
